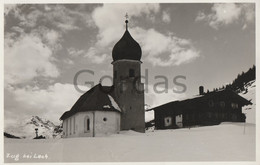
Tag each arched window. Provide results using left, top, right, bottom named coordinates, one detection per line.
left=84, top=116, right=90, bottom=133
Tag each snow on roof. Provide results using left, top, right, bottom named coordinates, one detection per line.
left=108, top=95, right=121, bottom=112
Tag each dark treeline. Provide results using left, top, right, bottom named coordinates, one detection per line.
left=212, top=65, right=255, bottom=93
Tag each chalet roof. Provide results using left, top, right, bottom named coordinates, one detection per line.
left=60, top=84, right=121, bottom=120
left=150, top=89, right=252, bottom=112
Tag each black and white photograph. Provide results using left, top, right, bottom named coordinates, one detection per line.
left=2, top=2, right=258, bottom=163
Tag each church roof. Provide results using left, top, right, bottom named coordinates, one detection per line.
left=112, top=27, right=142, bottom=62
left=60, top=84, right=121, bottom=120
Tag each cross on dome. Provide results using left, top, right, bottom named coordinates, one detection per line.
left=125, top=13, right=129, bottom=30
left=125, top=13, right=128, bottom=20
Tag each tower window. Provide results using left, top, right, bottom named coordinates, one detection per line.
left=114, top=70, right=117, bottom=79
left=129, top=69, right=135, bottom=77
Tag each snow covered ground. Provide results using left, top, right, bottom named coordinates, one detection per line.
left=4, top=122, right=255, bottom=162
left=239, top=80, right=256, bottom=124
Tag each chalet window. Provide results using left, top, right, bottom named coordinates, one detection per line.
left=175, top=115, right=183, bottom=127
left=208, top=100, right=214, bottom=107
left=84, top=116, right=90, bottom=133
left=231, top=103, right=238, bottom=109
left=220, top=101, right=225, bottom=108
left=164, top=116, right=172, bottom=127
left=129, top=69, right=135, bottom=77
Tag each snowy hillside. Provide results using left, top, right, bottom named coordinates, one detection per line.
left=4, top=122, right=255, bottom=162
left=239, top=80, right=256, bottom=124
left=4, top=116, right=62, bottom=139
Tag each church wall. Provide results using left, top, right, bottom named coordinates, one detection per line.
left=94, top=111, right=120, bottom=137
left=62, top=120, right=66, bottom=137
left=76, top=112, right=94, bottom=137
left=63, top=112, right=94, bottom=138
left=63, top=111, right=120, bottom=138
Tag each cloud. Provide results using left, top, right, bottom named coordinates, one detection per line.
left=91, top=4, right=160, bottom=47
left=5, top=4, right=94, bottom=32
left=90, top=4, right=199, bottom=66
left=4, top=4, right=18, bottom=15
left=162, top=11, right=171, bottom=23
left=10, top=26, right=24, bottom=33
left=196, top=3, right=255, bottom=29
left=67, top=47, right=107, bottom=64
left=240, top=4, right=255, bottom=29
left=4, top=33, right=60, bottom=85
left=145, top=85, right=186, bottom=108
left=63, top=58, right=74, bottom=65
left=85, top=47, right=107, bottom=64
left=132, top=28, right=200, bottom=66
left=31, top=26, right=62, bottom=50
left=5, top=83, right=85, bottom=128
left=4, top=5, right=83, bottom=86
left=68, top=47, right=85, bottom=57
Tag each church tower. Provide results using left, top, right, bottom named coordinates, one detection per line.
left=111, top=16, right=145, bottom=133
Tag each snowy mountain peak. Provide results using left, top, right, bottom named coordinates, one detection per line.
left=5, top=116, right=62, bottom=139
left=26, top=116, right=56, bottom=130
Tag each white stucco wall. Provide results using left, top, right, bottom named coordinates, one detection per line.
left=94, top=111, right=121, bottom=137
left=62, top=111, right=120, bottom=138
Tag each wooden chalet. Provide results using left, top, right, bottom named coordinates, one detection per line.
left=150, top=86, right=252, bottom=129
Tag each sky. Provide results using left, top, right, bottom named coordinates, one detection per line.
left=4, top=3, right=255, bottom=127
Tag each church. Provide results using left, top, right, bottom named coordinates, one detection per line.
left=60, top=18, right=145, bottom=137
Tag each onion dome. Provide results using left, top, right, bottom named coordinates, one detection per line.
left=112, top=18, right=142, bottom=61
